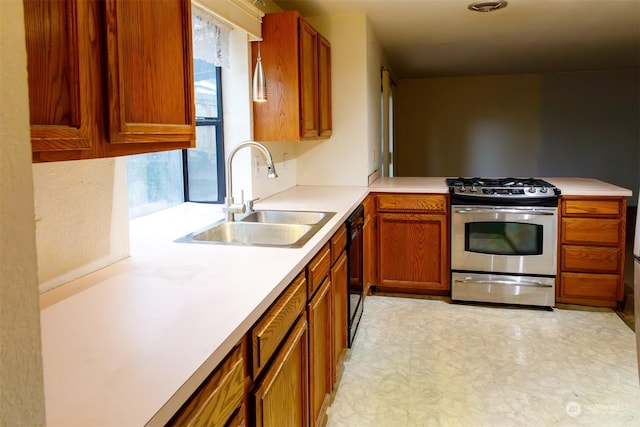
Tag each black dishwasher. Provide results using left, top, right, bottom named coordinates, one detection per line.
left=346, top=204, right=364, bottom=347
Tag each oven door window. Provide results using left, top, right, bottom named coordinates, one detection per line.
left=465, top=222, right=543, bottom=255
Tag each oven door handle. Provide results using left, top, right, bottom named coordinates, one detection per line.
left=453, top=207, right=555, bottom=216
left=454, top=278, right=553, bottom=288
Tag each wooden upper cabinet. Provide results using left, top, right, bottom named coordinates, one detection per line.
left=253, top=11, right=332, bottom=142
left=23, top=0, right=195, bottom=162
left=103, top=0, right=195, bottom=151
left=23, top=0, right=98, bottom=160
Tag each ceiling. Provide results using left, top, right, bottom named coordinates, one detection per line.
left=271, top=0, right=640, bottom=78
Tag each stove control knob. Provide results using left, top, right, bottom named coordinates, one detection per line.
left=459, top=186, right=466, bottom=193
left=528, top=186, right=536, bottom=193
left=470, top=185, right=477, bottom=192
left=540, top=187, right=548, bottom=193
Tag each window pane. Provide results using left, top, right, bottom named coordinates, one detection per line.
left=187, top=125, right=220, bottom=202
left=126, top=151, right=184, bottom=219
left=194, top=58, right=218, bottom=118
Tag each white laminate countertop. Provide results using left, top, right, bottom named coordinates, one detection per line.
left=545, top=177, right=633, bottom=197
left=39, top=178, right=632, bottom=427
left=368, top=176, right=449, bottom=193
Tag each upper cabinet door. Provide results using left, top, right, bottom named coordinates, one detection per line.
left=104, top=0, right=195, bottom=149
left=317, top=34, right=332, bottom=138
left=23, top=0, right=97, bottom=160
left=299, top=19, right=319, bottom=139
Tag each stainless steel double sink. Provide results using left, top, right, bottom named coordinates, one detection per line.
left=176, top=210, right=336, bottom=248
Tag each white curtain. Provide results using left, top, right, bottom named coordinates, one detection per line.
left=192, top=7, right=232, bottom=68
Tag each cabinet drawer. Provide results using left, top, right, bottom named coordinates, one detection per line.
left=168, top=339, right=246, bottom=426
left=330, top=225, right=347, bottom=264
left=561, top=218, right=621, bottom=245
left=563, top=199, right=623, bottom=216
left=561, top=272, right=620, bottom=300
left=561, top=245, right=621, bottom=273
left=308, top=243, right=331, bottom=297
left=251, top=273, right=307, bottom=378
left=377, top=194, right=446, bottom=213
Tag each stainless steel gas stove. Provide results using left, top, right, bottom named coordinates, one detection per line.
left=446, top=177, right=561, bottom=308
left=446, top=177, right=561, bottom=206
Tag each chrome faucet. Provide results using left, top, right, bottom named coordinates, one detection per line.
left=224, top=141, right=278, bottom=221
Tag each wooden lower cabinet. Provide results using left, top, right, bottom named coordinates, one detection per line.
left=363, top=194, right=377, bottom=295
left=253, top=316, right=309, bottom=427
left=557, top=197, right=626, bottom=307
left=330, top=250, right=348, bottom=386
left=307, top=278, right=333, bottom=427
left=375, top=193, right=449, bottom=294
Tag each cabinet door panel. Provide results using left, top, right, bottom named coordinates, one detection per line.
left=561, top=218, right=621, bottom=245
left=251, top=273, right=307, bottom=378
left=364, top=195, right=377, bottom=293
left=377, top=194, right=447, bottom=213
left=331, top=250, right=348, bottom=385
left=378, top=213, right=448, bottom=291
left=24, top=0, right=94, bottom=155
left=561, top=272, right=620, bottom=300
left=168, top=340, right=246, bottom=426
left=308, top=278, right=332, bottom=427
left=563, top=199, right=623, bottom=216
left=299, top=19, right=319, bottom=139
left=104, top=0, right=195, bottom=145
left=308, top=243, right=330, bottom=298
left=254, top=316, right=308, bottom=427
left=317, top=34, right=332, bottom=137
left=561, top=245, right=621, bottom=273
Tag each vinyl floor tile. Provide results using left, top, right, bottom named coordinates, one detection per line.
left=327, top=296, right=640, bottom=427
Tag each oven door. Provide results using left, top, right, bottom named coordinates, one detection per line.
left=451, top=205, right=557, bottom=276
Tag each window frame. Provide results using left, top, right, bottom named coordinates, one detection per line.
left=183, top=66, right=225, bottom=204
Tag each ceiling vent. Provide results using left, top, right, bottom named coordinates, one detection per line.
left=468, top=1, right=508, bottom=12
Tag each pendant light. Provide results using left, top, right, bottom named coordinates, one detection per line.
left=253, top=42, right=267, bottom=102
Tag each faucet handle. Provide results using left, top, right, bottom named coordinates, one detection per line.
left=247, top=197, right=260, bottom=213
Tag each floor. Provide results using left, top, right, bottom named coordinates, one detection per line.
left=326, top=296, right=640, bottom=427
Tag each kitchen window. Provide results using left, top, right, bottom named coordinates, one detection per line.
left=127, top=8, right=228, bottom=219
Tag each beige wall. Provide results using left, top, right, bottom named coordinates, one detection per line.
left=0, top=0, right=46, bottom=424
left=294, top=13, right=389, bottom=187
left=395, top=69, right=639, bottom=204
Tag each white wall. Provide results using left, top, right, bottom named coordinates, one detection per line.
left=32, top=159, right=130, bottom=292
left=395, top=70, right=639, bottom=205
left=0, top=0, right=46, bottom=424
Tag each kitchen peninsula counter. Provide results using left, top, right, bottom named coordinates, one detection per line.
left=369, top=176, right=633, bottom=197
left=40, top=186, right=368, bottom=427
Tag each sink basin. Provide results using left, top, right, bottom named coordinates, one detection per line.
left=177, top=210, right=336, bottom=248
left=177, top=221, right=318, bottom=248
left=240, top=210, right=335, bottom=226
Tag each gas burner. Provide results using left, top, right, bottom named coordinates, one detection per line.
left=445, top=177, right=560, bottom=207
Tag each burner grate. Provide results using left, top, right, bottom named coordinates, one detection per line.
left=446, top=177, right=555, bottom=188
